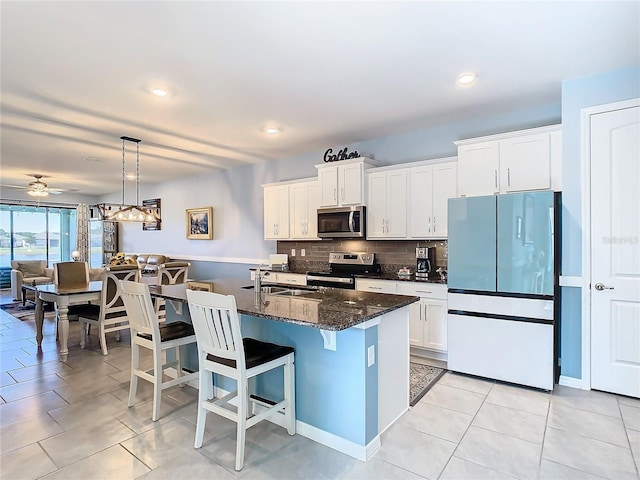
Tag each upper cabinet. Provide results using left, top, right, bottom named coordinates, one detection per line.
left=455, top=125, right=562, bottom=197
left=264, top=184, right=290, bottom=240
left=316, top=158, right=375, bottom=207
left=264, top=178, right=320, bottom=241
left=367, top=169, right=408, bottom=239
left=289, top=180, right=320, bottom=240
left=408, top=162, right=457, bottom=239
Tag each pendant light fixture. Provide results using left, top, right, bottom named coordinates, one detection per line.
left=95, top=136, right=160, bottom=223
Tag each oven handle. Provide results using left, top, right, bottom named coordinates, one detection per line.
left=349, top=211, right=355, bottom=233
left=307, top=275, right=354, bottom=284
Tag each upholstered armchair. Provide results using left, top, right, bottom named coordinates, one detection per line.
left=11, top=260, right=54, bottom=301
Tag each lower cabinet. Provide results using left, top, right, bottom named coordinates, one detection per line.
left=397, top=282, right=448, bottom=353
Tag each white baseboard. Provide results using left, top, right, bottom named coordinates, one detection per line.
left=559, top=375, right=588, bottom=390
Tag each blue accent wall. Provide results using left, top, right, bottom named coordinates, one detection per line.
left=559, top=65, right=640, bottom=379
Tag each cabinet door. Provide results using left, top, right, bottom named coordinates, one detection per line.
left=408, top=166, right=433, bottom=238
left=340, top=163, right=363, bottom=205
left=499, top=133, right=551, bottom=193
left=457, top=141, right=500, bottom=197
left=408, top=300, right=424, bottom=346
left=386, top=170, right=408, bottom=237
left=424, top=299, right=447, bottom=351
left=264, top=185, right=289, bottom=239
left=431, top=163, right=457, bottom=238
left=318, top=166, right=338, bottom=207
left=305, top=181, right=320, bottom=238
left=289, top=183, right=308, bottom=239
left=367, top=172, right=388, bottom=238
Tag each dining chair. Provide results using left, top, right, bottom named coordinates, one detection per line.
left=155, top=261, right=190, bottom=321
left=186, top=289, right=296, bottom=471
left=78, top=265, right=140, bottom=355
left=53, top=261, right=99, bottom=323
left=119, top=280, right=198, bottom=421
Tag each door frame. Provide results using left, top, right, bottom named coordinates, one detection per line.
left=580, top=97, right=640, bottom=390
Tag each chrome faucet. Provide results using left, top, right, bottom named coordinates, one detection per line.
left=254, top=263, right=266, bottom=291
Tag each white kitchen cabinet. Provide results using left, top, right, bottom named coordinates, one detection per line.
left=355, top=278, right=397, bottom=294
left=455, top=125, right=561, bottom=197
left=263, top=184, right=290, bottom=239
left=367, top=169, right=408, bottom=239
left=397, top=282, right=447, bottom=352
left=289, top=180, right=320, bottom=240
left=316, top=158, right=375, bottom=207
left=408, top=161, right=457, bottom=239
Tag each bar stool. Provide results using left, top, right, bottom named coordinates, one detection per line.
left=186, top=289, right=296, bottom=471
left=119, top=280, right=198, bottom=421
left=155, top=261, right=190, bottom=321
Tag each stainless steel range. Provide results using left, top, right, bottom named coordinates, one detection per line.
left=306, top=252, right=380, bottom=289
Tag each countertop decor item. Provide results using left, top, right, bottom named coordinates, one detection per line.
left=94, top=136, right=161, bottom=223
left=186, top=207, right=213, bottom=240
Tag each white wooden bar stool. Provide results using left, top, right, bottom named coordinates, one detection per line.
left=186, top=289, right=296, bottom=471
left=155, top=261, right=190, bottom=321
left=119, top=280, right=198, bottom=421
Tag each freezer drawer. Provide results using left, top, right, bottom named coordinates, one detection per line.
left=447, top=313, right=554, bottom=390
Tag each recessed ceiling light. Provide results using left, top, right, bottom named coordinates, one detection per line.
left=150, top=87, right=169, bottom=97
left=264, top=127, right=282, bottom=135
left=457, top=72, right=477, bottom=86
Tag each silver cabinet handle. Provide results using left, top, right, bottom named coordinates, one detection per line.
left=428, top=216, right=431, bottom=233
left=369, top=286, right=382, bottom=290
left=494, top=170, right=498, bottom=189
left=433, top=216, right=436, bottom=233
left=334, top=188, right=337, bottom=201
left=507, top=168, right=511, bottom=186
left=341, top=187, right=345, bottom=201
left=595, top=283, right=615, bottom=291
left=416, top=290, right=432, bottom=294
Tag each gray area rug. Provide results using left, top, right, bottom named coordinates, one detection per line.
left=410, top=362, right=446, bottom=406
left=0, top=302, right=55, bottom=321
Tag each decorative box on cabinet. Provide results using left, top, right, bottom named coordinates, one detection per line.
left=397, top=282, right=448, bottom=354
left=316, top=158, right=376, bottom=207
left=455, top=125, right=562, bottom=197
left=408, top=160, right=457, bottom=239
left=367, top=168, right=408, bottom=239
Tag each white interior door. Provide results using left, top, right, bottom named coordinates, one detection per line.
left=590, top=103, right=640, bottom=398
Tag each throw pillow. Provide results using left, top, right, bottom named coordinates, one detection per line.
left=18, top=261, right=45, bottom=278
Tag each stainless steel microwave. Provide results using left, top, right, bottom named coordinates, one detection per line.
left=317, top=206, right=366, bottom=238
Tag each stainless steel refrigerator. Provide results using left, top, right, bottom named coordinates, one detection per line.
left=447, top=191, right=560, bottom=390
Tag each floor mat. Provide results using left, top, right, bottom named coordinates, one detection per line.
left=410, top=362, right=446, bottom=406
left=0, top=302, right=55, bottom=321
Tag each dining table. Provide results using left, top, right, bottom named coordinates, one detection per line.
left=34, top=281, right=102, bottom=357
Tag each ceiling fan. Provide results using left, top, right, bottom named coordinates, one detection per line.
left=1, top=175, right=64, bottom=196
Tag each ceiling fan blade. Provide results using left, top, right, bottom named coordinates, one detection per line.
left=0, top=184, right=28, bottom=190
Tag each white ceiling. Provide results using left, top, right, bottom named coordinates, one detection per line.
left=1, top=1, right=638, bottom=197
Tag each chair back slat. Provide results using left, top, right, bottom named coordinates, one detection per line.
left=54, top=261, right=90, bottom=288
left=119, top=280, right=160, bottom=339
left=186, top=289, right=245, bottom=370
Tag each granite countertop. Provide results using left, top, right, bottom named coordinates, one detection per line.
left=149, top=278, right=418, bottom=331
left=361, top=272, right=448, bottom=284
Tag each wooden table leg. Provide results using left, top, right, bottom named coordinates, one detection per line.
left=35, top=293, right=44, bottom=347
left=57, top=300, right=70, bottom=356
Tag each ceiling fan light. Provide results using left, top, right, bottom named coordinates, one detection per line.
left=27, top=189, right=48, bottom=197
left=457, top=72, right=478, bottom=86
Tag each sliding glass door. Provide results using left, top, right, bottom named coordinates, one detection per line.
left=0, top=204, right=77, bottom=269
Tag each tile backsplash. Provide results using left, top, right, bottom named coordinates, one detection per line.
left=277, top=239, right=448, bottom=274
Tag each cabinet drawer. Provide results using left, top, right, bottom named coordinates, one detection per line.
left=276, top=273, right=307, bottom=286
left=355, top=278, right=397, bottom=294
left=397, top=282, right=447, bottom=299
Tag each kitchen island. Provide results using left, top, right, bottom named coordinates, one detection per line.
left=152, top=279, right=418, bottom=461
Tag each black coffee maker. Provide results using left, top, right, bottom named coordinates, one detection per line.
left=416, top=247, right=435, bottom=278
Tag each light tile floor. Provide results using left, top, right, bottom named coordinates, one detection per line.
left=0, top=290, right=638, bottom=480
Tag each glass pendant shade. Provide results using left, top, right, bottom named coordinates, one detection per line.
left=95, top=136, right=160, bottom=223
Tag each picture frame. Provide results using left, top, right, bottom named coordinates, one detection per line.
left=187, top=281, right=214, bottom=292
left=186, top=207, right=213, bottom=240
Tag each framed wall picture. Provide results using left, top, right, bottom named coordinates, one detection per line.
left=186, top=207, right=213, bottom=240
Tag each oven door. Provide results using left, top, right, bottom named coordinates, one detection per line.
left=317, top=206, right=365, bottom=238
